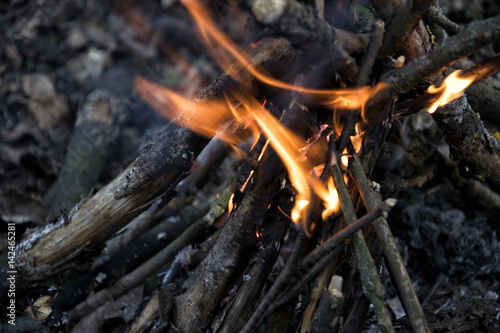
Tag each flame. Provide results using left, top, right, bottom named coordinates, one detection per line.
left=180, top=0, right=385, bottom=113
left=315, top=177, right=340, bottom=220
left=427, top=70, right=475, bottom=113
left=134, top=0, right=380, bottom=231
left=228, top=193, right=235, bottom=215
left=135, top=77, right=259, bottom=146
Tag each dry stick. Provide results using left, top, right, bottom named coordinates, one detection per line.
left=336, top=19, right=386, bottom=157
left=301, top=200, right=396, bottom=270
left=240, top=227, right=308, bottom=333
left=378, top=14, right=500, bottom=100
left=262, top=199, right=397, bottom=325
left=348, top=148, right=431, bottom=333
left=426, top=5, right=461, bottom=35
left=329, top=140, right=395, bottom=333
left=68, top=219, right=208, bottom=323
left=380, top=0, right=432, bottom=55
left=356, top=19, right=385, bottom=87
left=251, top=0, right=359, bottom=81
left=215, top=189, right=293, bottom=333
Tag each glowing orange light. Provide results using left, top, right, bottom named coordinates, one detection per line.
left=427, top=70, right=475, bottom=113
left=180, top=0, right=386, bottom=113
left=309, top=176, right=339, bottom=221
left=135, top=77, right=259, bottom=146
left=228, top=193, right=235, bottom=214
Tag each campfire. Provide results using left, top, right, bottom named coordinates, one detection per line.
left=3, top=0, right=500, bottom=332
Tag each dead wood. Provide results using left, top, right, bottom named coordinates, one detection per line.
left=432, top=95, right=500, bottom=190
left=349, top=150, right=431, bottom=333
left=67, top=218, right=209, bottom=324
left=213, top=189, right=293, bottom=333
left=378, top=14, right=500, bottom=100
left=251, top=0, right=359, bottom=81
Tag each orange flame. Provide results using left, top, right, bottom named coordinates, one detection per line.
left=135, top=77, right=259, bottom=146
left=180, top=0, right=385, bottom=113
left=228, top=193, right=235, bottom=215
left=427, top=70, right=475, bottom=113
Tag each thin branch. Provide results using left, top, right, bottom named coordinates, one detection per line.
left=68, top=219, right=208, bottom=323
left=329, top=139, right=395, bottom=333
left=394, top=54, right=500, bottom=116
left=241, top=227, right=308, bottom=333
left=348, top=148, right=432, bottom=333
left=426, top=5, right=461, bottom=35
left=379, top=14, right=500, bottom=99
left=357, top=19, right=385, bottom=87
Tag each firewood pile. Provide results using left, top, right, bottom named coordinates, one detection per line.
left=1, top=0, right=500, bottom=332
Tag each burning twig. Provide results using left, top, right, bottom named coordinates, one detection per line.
left=251, top=0, right=358, bottom=81
left=214, top=189, right=293, bottom=333
left=394, top=53, right=500, bottom=117
left=329, top=140, right=395, bottom=333
left=348, top=148, right=431, bottom=333
left=379, top=14, right=500, bottom=99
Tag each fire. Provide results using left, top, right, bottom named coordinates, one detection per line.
left=427, top=70, right=475, bottom=113
left=228, top=193, right=235, bottom=215
left=180, top=0, right=385, bottom=112
left=316, top=177, right=340, bottom=221
left=134, top=0, right=379, bottom=230
left=135, top=77, right=259, bottom=146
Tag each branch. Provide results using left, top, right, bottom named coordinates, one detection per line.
left=379, top=14, right=500, bottom=99
left=329, top=141, right=395, bottom=333
left=394, top=54, right=500, bottom=116
left=432, top=95, right=500, bottom=190
left=348, top=149, right=431, bottom=333
left=250, top=0, right=359, bottom=81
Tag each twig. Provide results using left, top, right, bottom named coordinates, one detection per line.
left=301, top=199, right=395, bottom=269
left=356, top=19, right=385, bottom=87
left=348, top=148, right=431, bottom=333
left=68, top=219, right=208, bottom=323
left=379, top=14, right=500, bottom=99
left=215, top=188, right=293, bottom=333
left=251, top=0, right=359, bottom=81
left=432, top=95, right=500, bottom=190
left=329, top=139, right=395, bottom=333
left=241, top=227, right=308, bottom=333
left=394, top=54, right=500, bottom=116
left=266, top=245, right=345, bottom=318
left=426, top=5, right=461, bottom=35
